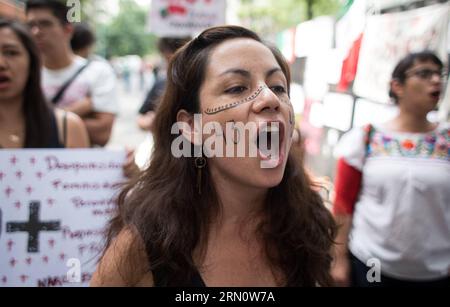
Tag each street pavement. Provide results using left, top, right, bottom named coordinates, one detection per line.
left=106, top=77, right=148, bottom=151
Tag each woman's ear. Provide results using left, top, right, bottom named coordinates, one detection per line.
left=390, top=79, right=404, bottom=100
left=176, top=109, right=203, bottom=146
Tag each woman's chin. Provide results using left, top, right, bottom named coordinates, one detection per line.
left=210, top=155, right=288, bottom=190
left=253, top=165, right=286, bottom=188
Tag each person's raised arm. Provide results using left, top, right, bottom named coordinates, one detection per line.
left=330, top=158, right=363, bottom=287
left=83, top=61, right=118, bottom=146
left=331, top=213, right=353, bottom=287
left=64, top=97, right=93, bottom=117
left=83, top=112, right=115, bottom=147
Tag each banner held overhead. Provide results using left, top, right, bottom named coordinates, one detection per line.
left=148, top=0, right=227, bottom=37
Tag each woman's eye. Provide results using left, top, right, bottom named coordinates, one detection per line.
left=416, top=70, right=429, bottom=78
left=4, top=50, right=20, bottom=57
left=271, top=85, right=286, bottom=94
left=225, top=86, right=247, bottom=94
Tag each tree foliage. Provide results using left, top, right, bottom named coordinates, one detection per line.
left=96, top=0, right=157, bottom=58
left=238, top=0, right=344, bottom=36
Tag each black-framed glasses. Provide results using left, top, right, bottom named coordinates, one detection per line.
left=27, top=20, right=56, bottom=31
left=405, top=68, right=447, bottom=81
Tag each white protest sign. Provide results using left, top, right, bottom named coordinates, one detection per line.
left=148, top=0, right=226, bottom=36
left=0, top=149, right=126, bottom=287
left=353, top=3, right=449, bottom=104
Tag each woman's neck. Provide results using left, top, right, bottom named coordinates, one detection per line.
left=210, top=167, right=268, bottom=228
left=390, top=109, right=435, bottom=133
left=0, top=96, right=23, bottom=123
left=0, top=97, right=25, bottom=148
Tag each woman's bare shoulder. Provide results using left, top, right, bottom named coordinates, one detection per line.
left=54, top=109, right=90, bottom=148
left=90, top=228, right=154, bottom=287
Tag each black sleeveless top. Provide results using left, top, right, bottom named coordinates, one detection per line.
left=152, top=267, right=207, bottom=287
left=47, top=110, right=66, bottom=148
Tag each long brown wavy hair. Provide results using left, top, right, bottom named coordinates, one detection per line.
left=105, top=25, right=336, bottom=287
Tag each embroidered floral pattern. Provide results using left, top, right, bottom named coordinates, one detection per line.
left=368, top=126, right=450, bottom=160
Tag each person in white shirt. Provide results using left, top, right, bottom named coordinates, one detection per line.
left=331, top=51, right=450, bottom=287
left=70, top=21, right=139, bottom=178
left=26, top=0, right=118, bottom=147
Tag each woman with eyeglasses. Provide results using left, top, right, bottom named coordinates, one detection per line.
left=331, top=51, right=449, bottom=287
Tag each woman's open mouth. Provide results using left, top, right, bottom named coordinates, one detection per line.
left=255, top=121, right=286, bottom=169
left=0, top=75, right=12, bottom=90
left=430, top=90, right=441, bottom=100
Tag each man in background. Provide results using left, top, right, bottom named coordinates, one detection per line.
left=137, top=37, right=190, bottom=132
left=26, top=0, right=118, bottom=147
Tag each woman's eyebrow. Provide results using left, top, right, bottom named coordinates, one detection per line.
left=219, top=68, right=251, bottom=78
left=267, top=67, right=283, bottom=78
left=218, top=67, right=283, bottom=79
left=1, top=43, right=20, bottom=49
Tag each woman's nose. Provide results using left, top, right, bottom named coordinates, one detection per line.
left=429, top=72, right=443, bottom=84
left=251, top=86, right=280, bottom=114
left=29, top=25, right=41, bottom=37
left=0, top=54, right=8, bottom=70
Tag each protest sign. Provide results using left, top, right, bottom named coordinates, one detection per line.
left=0, top=149, right=126, bottom=287
left=149, top=0, right=226, bottom=36
left=353, top=3, right=449, bottom=103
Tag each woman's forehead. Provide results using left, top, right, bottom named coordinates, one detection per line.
left=410, top=59, right=441, bottom=70
left=206, top=38, right=281, bottom=76
left=0, top=28, right=22, bottom=46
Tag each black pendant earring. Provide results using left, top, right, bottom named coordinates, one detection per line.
left=195, top=157, right=207, bottom=195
